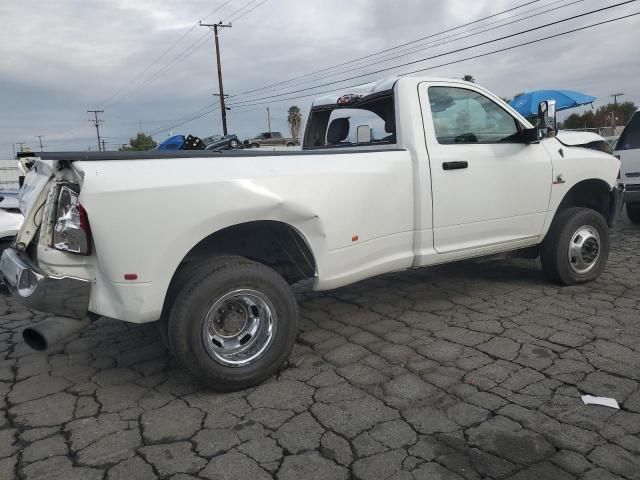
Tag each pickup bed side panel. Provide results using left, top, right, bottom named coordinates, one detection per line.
left=76, top=151, right=415, bottom=323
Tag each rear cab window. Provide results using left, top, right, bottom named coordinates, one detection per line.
left=303, top=91, right=396, bottom=149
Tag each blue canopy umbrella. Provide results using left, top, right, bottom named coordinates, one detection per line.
left=509, top=90, right=596, bottom=117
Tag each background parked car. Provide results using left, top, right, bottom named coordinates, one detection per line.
left=203, top=134, right=240, bottom=150
left=0, top=191, right=22, bottom=253
left=245, top=132, right=298, bottom=148
left=156, top=134, right=241, bottom=151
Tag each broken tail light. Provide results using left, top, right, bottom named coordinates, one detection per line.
left=52, top=186, right=92, bottom=255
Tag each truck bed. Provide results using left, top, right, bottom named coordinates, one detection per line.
left=22, top=148, right=404, bottom=161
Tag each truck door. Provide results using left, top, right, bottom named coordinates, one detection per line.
left=418, top=82, right=553, bottom=254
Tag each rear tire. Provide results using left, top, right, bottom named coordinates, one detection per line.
left=167, top=256, right=298, bottom=391
left=626, top=203, right=640, bottom=224
left=540, top=207, right=609, bottom=285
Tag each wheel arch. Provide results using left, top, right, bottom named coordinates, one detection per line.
left=163, top=220, right=317, bottom=310
left=554, top=178, right=619, bottom=228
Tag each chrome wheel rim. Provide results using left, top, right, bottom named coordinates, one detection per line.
left=567, top=225, right=600, bottom=275
left=202, top=289, right=277, bottom=367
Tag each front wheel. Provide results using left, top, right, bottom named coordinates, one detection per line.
left=167, top=256, right=298, bottom=391
left=626, top=203, right=640, bottom=224
left=229, top=139, right=239, bottom=149
left=540, top=207, right=609, bottom=285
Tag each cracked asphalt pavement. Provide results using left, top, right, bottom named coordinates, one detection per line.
left=1, top=214, right=640, bottom=480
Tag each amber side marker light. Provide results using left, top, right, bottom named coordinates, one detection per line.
left=352, top=235, right=359, bottom=242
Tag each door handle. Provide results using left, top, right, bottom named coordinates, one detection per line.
left=442, top=161, right=468, bottom=170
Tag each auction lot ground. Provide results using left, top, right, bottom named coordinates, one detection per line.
left=1, top=215, right=639, bottom=480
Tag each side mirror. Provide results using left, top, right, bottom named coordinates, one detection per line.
left=537, top=100, right=557, bottom=139
left=522, top=127, right=539, bottom=144
left=356, top=125, right=371, bottom=143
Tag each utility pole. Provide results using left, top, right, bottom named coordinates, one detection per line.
left=611, top=93, right=624, bottom=106
left=267, top=108, right=271, bottom=133
left=35, top=135, right=45, bottom=151
left=87, top=110, right=104, bottom=152
left=101, top=139, right=106, bottom=152
left=200, top=21, right=232, bottom=135
left=16, top=142, right=26, bottom=153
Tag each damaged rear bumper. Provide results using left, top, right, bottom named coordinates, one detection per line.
left=0, top=248, right=91, bottom=319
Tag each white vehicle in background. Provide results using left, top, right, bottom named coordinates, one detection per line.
left=0, top=209, right=22, bottom=250
left=614, top=110, right=640, bottom=223
left=1, top=76, right=622, bottom=391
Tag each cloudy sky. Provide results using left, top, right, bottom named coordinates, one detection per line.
left=0, top=0, right=638, bottom=155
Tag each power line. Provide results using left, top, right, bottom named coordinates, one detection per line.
left=243, top=0, right=585, bottom=99
left=146, top=104, right=221, bottom=136
left=140, top=2, right=638, bottom=136
left=224, top=0, right=263, bottom=22
left=106, top=32, right=213, bottom=108
left=234, top=0, right=546, bottom=97
left=143, top=0, right=556, bottom=134
left=228, top=0, right=637, bottom=107
left=228, top=10, right=640, bottom=110
left=100, top=0, right=234, bottom=107
left=227, top=0, right=270, bottom=23
left=100, top=0, right=269, bottom=111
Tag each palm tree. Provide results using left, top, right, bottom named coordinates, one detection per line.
left=462, top=74, right=475, bottom=83
left=287, top=106, right=302, bottom=142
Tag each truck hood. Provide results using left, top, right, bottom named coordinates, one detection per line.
left=556, top=131, right=606, bottom=147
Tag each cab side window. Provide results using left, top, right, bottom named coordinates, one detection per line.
left=428, top=86, right=521, bottom=144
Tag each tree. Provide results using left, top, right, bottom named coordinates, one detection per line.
left=558, top=101, right=637, bottom=130
left=119, top=133, right=157, bottom=151
left=462, top=74, right=475, bottom=83
left=287, top=106, right=302, bottom=141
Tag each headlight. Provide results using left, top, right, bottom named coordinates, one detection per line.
left=52, top=186, right=91, bottom=255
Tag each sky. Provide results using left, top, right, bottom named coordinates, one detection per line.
left=0, top=0, right=638, bottom=155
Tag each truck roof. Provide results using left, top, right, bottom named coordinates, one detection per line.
left=311, top=76, right=473, bottom=107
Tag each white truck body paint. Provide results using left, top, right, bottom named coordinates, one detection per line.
left=12, top=77, right=621, bottom=324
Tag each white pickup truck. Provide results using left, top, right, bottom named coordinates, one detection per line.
left=2, top=77, right=622, bottom=390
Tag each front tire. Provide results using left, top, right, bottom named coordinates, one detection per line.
left=540, top=207, right=609, bottom=285
left=167, top=256, right=298, bottom=391
left=626, top=203, right=640, bottom=224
